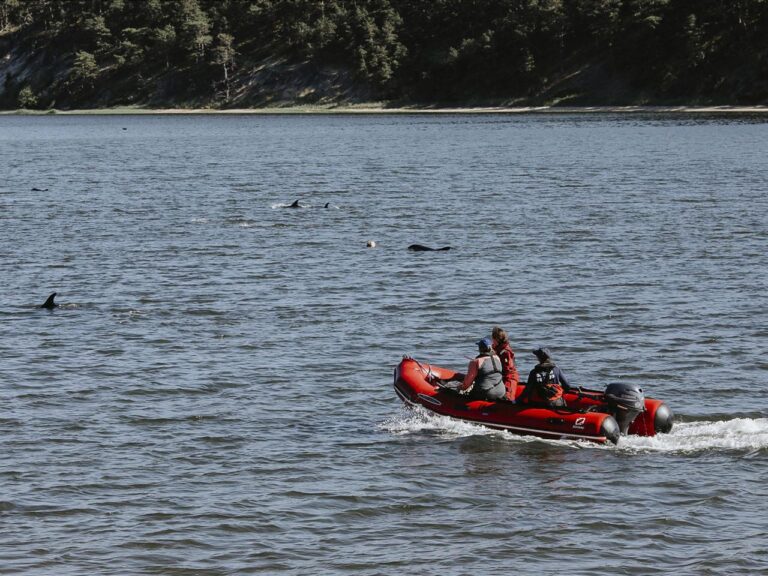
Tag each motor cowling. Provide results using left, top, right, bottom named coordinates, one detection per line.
left=604, top=383, right=645, bottom=434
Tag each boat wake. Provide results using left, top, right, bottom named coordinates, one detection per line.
left=383, top=407, right=507, bottom=439
left=619, top=417, right=768, bottom=453
left=382, top=408, right=768, bottom=453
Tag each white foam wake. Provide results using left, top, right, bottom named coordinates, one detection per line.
left=383, top=408, right=768, bottom=453
left=618, top=417, right=768, bottom=453
left=382, top=407, right=501, bottom=438
left=382, top=407, right=574, bottom=447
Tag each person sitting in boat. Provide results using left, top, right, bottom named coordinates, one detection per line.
left=519, top=347, right=571, bottom=408
left=492, top=326, right=520, bottom=402
left=454, top=337, right=506, bottom=401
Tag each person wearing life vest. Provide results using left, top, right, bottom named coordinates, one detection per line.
left=455, top=337, right=506, bottom=401
left=520, top=347, right=571, bottom=407
left=491, top=326, right=520, bottom=402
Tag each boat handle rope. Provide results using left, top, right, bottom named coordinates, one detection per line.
left=404, top=355, right=436, bottom=382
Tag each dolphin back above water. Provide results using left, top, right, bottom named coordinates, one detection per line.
left=288, top=200, right=337, bottom=208
left=408, top=244, right=452, bottom=252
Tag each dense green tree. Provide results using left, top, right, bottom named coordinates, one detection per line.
left=153, top=24, right=177, bottom=69
left=1, top=0, right=767, bottom=107
left=17, top=84, right=38, bottom=108
left=211, top=32, right=235, bottom=100
left=70, top=50, right=99, bottom=86
left=175, top=0, right=212, bottom=60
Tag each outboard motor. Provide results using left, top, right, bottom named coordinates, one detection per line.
left=604, top=383, right=645, bottom=434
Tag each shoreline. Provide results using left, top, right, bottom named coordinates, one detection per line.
left=2, top=104, right=768, bottom=115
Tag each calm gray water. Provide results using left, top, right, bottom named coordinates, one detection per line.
left=1, top=113, right=767, bottom=575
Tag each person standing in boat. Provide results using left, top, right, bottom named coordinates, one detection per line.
left=492, top=326, right=520, bottom=402
left=520, top=347, right=571, bottom=407
left=455, top=337, right=506, bottom=401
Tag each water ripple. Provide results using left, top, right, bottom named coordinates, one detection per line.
left=1, top=113, right=767, bottom=574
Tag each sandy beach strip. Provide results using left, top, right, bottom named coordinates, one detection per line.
left=2, top=104, right=768, bottom=115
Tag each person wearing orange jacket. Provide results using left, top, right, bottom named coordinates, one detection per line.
left=491, top=326, right=520, bottom=402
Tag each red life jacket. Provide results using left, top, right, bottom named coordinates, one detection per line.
left=532, top=366, right=564, bottom=403
left=494, top=343, right=519, bottom=401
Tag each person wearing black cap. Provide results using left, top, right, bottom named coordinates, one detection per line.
left=519, top=347, right=571, bottom=407
left=454, top=337, right=506, bottom=401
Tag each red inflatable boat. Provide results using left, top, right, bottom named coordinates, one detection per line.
left=393, top=357, right=674, bottom=445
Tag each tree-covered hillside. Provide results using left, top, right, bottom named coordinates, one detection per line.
left=1, top=0, right=767, bottom=109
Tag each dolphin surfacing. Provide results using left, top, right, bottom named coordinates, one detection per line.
left=288, top=199, right=302, bottom=208
left=41, top=292, right=58, bottom=309
left=408, top=244, right=451, bottom=252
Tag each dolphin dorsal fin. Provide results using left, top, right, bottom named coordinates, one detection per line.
left=41, top=292, right=57, bottom=309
